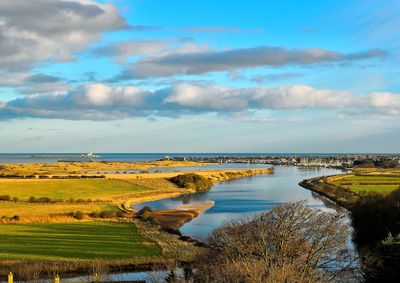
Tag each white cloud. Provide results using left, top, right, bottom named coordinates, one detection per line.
left=76, top=84, right=146, bottom=107
left=0, top=0, right=127, bottom=71
left=166, top=84, right=355, bottom=110
left=1, top=83, right=400, bottom=120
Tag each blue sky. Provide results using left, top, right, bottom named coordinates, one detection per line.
left=0, top=0, right=399, bottom=153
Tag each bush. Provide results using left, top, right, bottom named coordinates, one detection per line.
left=11, top=215, right=20, bottom=221
left=0, top=195, right=11, bottom=201
left=12, top=197, right=19, bottom=202
left=115, top=210, right=125, bottom=218
left=36, top=197, right=51, bottom=203
left=99, top=210, right=116, bottom=218
left=28, top=196, right=36, bottom=203
left=89, top=212, right=100, bottom=218
left=74, top=211, right=84, bottom=220
left=169, top=173, right=213, bottom=192
left=193, top=201, right=357, bottom=283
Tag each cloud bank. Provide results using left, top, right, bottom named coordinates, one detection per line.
left=119, top=46, right=386, bottom=79
left=1, top=83, right=399, bottom=120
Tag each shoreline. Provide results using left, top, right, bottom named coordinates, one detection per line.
left=0, top=167, right=272, bottom=279
left=121, top=168, right=273, bottom=212
left=299, top=177, right=353, bottom=210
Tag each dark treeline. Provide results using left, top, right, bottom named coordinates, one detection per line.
left=350, top=189, right=400, bottom=281
left=353, top=159, right=399, bottom=168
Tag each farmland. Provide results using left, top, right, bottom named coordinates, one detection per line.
left=327, top=172, right=400, bottom=195
left=0, top=161, right=272, bottom=277
left=0, top=221, right=160, bottom=260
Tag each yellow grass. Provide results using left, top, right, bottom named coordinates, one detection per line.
left=0, top=202, right=112, bottom=218
left=0, top=160, right=206, bottom=175
left=0, top=178, right=151, bottom=201
left=105, top=168, right=272, bottom=181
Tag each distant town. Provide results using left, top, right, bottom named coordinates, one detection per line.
left=171, top=154, right=400, bottom=169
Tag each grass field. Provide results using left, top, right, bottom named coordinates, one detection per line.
left=0, top=160, right=205, bottom=175
left=329, top=174, right=400, bottom=194
left=0, top=202, right=115, bottom=218
left=0, top=221, right=160, bottom=260
left=0, top=179, right=149, bottom=201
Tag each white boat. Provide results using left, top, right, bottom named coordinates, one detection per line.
left=81, top=152, right=100, bottom=158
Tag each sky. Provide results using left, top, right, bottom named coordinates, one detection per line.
left=0, top=0, right=399, bottom=153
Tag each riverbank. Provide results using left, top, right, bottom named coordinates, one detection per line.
left=121, top=168, right=272, bottom=211
left=299, top=168, right=400, bottom=281
left=126, top=169, right=272, bottom=230
left=299, top=168, right=400, bottom=209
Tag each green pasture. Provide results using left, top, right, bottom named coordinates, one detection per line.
left=0, top=221, right=160, bottom=260
left=331, top=175, right=400, bottom=194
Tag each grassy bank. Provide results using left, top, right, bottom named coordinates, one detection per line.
left=299, top=169, right=400, bottom=207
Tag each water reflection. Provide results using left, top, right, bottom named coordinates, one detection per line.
left=134, top=165, right=347, bottom=241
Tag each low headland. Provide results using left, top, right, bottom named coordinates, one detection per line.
left=0, top=160, right=272, bottom=280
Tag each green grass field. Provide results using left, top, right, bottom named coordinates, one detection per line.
left=0, top=221, right=160, bottom=260
left=331, top=175, right=400, bottom=194
left=0, top=179, right=149, bottom=201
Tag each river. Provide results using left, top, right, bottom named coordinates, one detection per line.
left=134, top=165, right=348, bottom=240
left=62, top=165, right=351, bottom=282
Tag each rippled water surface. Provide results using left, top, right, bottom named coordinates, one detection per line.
left=134, top=165, right=347, bottom=240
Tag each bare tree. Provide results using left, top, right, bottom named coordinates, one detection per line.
left=193, top=201, right=358, bottom=283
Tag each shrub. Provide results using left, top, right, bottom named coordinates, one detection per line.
left=28, top=196, right=36, bottom=203
left=89, top=212, right=100, bottom=218
left=11, top=215, right=20, bottom=221
left=36, top=197, right=51, bottom=203
left=169, top=173, right=213, bottom=192
left=12, top=197, right=19, bottom=202
left=115, top=210, right=125, bottom=218
left=99, top=210, right=116, bottom=218
left=74, top=211, right=84, bottom=220
left=0, top=195, right=11, bottom=201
